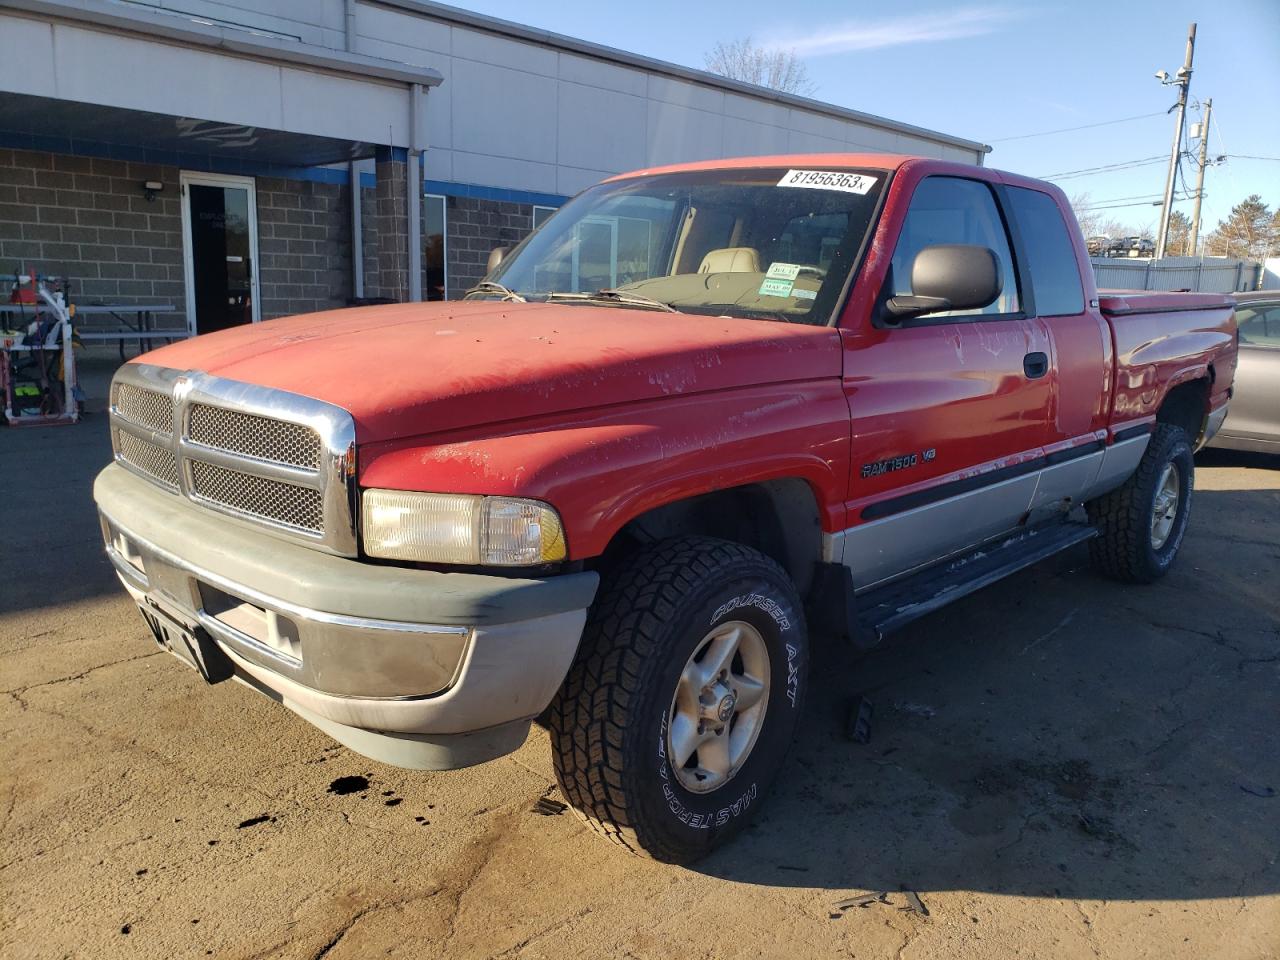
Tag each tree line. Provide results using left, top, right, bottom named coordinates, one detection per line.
left=1072, top=194, right=1279, bottom=260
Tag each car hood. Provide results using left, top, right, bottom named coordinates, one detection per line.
left=137, top=302, right=841, bottom=443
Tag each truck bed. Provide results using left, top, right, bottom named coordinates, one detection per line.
left=1098, top=290, right=1236, bottom=430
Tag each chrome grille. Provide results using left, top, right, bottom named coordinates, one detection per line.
left=115, top=430, right=180, bottom=489
left=189, top=460, right=324, bottom=532
left=115, top=383, right=174, bottom=433
left=106, top=365, right=357, bottom=555
left=188, top=404, right=321, bottom=469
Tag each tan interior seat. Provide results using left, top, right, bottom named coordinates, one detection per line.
left=698, top=247, right=761, bottom=274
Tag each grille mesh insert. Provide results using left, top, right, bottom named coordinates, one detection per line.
left=115, top=383, right=174, bottom=434
left=189, top=459, right=323, bottom=532
left=116, top=429, right=180, bottom=488
left=188, top=404, right=321, bottom=469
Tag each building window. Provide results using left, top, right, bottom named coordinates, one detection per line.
left=425, top=194, right=446, bottom=301
left=532, top=205, right=557, bottom=230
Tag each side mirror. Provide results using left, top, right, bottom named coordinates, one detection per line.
left=885, top=244, right=1001, bottom=321
left=486, top=246, right=510, bottom=274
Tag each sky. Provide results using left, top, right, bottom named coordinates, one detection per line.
left=450, top=0, right=1280, bottom=237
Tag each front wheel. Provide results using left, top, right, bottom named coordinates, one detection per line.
left=1086, top=423, right=1194, bottom=583
left=549, top=537, right=808, bottom=863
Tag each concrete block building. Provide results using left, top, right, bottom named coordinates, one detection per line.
left=0, top=0, right=989, bottom=336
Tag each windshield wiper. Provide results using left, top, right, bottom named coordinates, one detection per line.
left=465, top=280, right=526, bottom=302
left=544, top=289, right=677, bottom=313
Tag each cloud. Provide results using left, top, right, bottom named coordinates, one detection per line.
left=766, top=7, right=1021, bottom=57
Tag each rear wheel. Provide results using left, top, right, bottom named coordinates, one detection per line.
left=1086, top=424, right=1194, bottom=583
left=549, top=537, right=808, bottom=863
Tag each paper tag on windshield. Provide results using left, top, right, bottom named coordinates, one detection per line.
left=792, top=288, right=818, bottom=300
left=778, top=169, right=878, bottom=195
left=766, top=262, right=801, bottom=281
left=759, top=277, right=795, bottom=298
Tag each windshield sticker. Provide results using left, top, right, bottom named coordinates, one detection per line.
left=766, top=262, right=802, bottom=281
left=759, top=277, right=795, bottom=298
left=792, top=288, right=818, bottom=300
left=778, top=169, right=878, bottom=195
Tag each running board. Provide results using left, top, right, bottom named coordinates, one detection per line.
left=856, top=522, right=1098, bottom=643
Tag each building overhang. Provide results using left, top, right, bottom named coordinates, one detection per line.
left=0, top=1, right=440, bottom=160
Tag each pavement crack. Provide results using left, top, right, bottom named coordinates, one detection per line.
left=2, top=651, right=163, bottom=696
left=437, top=806, right=524, bottom=955
left=1019, top=607, right=1078, bottom=656
left=994, top=811, right=1039, bottom=858
left=493, top=906, right=592, bottom=958
left=297, top=887, right=446, bottom=960
left=1073, top=902, right=1102, bottom=958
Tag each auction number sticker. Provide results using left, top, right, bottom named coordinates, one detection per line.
left=778, top=169, right=878, bottom=194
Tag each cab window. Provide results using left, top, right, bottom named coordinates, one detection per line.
left=889, top=177, right=1019, bottom=317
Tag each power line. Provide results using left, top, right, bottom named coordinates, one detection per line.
left=1075, top=192, right=1166, bottom=207
left=1038, top=155, right=1166, bottom=181
left=990, top=111, right=1166, bottom=143
left=1080, top=197, right=1188, bottom=212
left=1225, top=154, right=1280, bottom=162
left=1075, top=187, right=1195, bottom=211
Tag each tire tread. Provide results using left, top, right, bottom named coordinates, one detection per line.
left=1086, top=423, right=1192, bottom=583
left=549, top=536, right=790, bottom=861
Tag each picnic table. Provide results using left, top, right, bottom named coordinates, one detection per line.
left=0, top=302, right=182, bottom=360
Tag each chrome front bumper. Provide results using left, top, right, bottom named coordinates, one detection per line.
left=95, top=463, right=598, bottom=769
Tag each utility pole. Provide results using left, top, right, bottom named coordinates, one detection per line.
left=1188, top=97, right=1212, bottom=256
left=1154, top=23, right=1195, bottom=260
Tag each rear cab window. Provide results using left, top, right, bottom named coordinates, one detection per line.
left=1006, top=186, right=1085, bottom=317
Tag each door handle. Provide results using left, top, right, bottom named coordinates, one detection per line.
left=1023, top=351, right=1048, bottom=379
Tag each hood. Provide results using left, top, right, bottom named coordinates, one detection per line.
left=138, top=302, right=841, bottom=443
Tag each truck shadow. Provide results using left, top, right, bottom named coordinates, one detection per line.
left=1196, top=447, right=1280, bottom=471
left=696, top=487, right=1280, bottom=901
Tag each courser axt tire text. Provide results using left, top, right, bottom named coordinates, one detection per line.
left=549, top=536, right=809, bottom=863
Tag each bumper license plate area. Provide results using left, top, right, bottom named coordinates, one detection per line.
left=141, top=598, right=234, bottom=685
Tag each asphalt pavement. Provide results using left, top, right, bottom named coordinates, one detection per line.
left=2, top=349, right=1278, bottom=959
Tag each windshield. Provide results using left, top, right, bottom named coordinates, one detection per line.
left=475, top=166, right=886, bottom=325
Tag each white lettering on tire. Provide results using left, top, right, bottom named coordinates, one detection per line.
left=711, top=593, right=790, bottom=630
left=785, top=642, right=799, bottom=707
left=658, top=712, right=759, bottom=828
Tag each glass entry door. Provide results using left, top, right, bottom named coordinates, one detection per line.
left=180, top=172, right=260, bottom=334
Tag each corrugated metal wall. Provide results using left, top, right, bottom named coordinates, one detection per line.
left=1092, top=256, right=1263, bottom=293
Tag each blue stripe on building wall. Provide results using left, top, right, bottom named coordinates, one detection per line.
left=0, top=130, right=570, bottom=206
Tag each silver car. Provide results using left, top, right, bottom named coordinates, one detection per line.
left=1209, top=291, right=1280, bottom=454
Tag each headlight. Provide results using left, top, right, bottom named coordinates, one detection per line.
left=361, top=490, right=566, bottom=565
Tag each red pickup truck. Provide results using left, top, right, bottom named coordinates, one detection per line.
left=95, top=154, right=1235, bottom=863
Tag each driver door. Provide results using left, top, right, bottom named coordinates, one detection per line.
left=839, top=175, right=1055, bottom=589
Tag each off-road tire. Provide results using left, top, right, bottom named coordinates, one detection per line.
left=1086, top=423, right=1194, bottom=583
left=549, top=537, right=808, bottom=863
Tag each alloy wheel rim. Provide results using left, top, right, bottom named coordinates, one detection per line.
left=666, top=620, right=770, bottom=794
left=1150, top=462, right=1181, bottom=550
